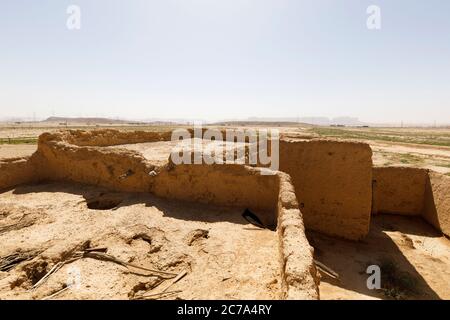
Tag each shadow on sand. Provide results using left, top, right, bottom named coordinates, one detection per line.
left=12, top=181, right=259, bottom=226
left=307, top=215, right=442, bottom=300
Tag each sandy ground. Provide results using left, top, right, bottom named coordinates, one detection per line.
left=0, top=182, right=281, bottom=300
left=3, top=182, right=448, bottom=301
left=0, top=123, right=174, bottom=140
left=1, top=138, right=449, bottom=175
left=371, top=142, right=450, bottom=158
left=0, top=145, right=37, bottom=159
left=112, top=140, right=182, bottom=165
left=1, top=124, right=449, bottom=174
left=112, top=139, right=248, bottom=165
left=1, top=124, right=449, bottom=300
left=370, top=141, right=450, bottom=174
left=311, top=215, right=450, bottom=300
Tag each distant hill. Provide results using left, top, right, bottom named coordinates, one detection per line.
left=210, top=117, right=367, bottom=127
left=245, top=117, right=367, bottom=126
left=42, top=117, right=138, bottom=124
left=209, top=121, right=313, bottom=127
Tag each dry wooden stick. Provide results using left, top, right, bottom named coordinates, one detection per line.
left=0, top=250, right=40, bottom=272
left=83, top=247, right=107, bottom=253
left=32, top=251, right=90, bottom=289
left=32, top=248, right=176, bottom=291
left=32, top=261, right=65, bottom=289
left=41, top=286, right=70, bottom=300
left=80, top=251, right=177, bottom=278
left=136, top=269, right=187, bottom=300
left=138, top=290, right=182, bottom=300
left=314, top=259, right=339, bottom=279
left=157, top=270, right=187, bottom=293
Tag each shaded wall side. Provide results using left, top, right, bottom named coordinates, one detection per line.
left=0, top=155, right=43, bottom=191
left=423, top=172, right=450, bottom=237
left=152, top=164, right=279, bottom=227
left=279, top=140, right=373, bottom=240
left=277, top=172, right=319, bottom=300
left=372, top=167, right=427, bottom=215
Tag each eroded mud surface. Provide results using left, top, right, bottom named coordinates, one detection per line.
left=0, top=182, right=281, bottom=300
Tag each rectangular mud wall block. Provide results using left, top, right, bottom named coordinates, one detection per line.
left=61, top=129, right=172, bottom=147
left=0, top=156, right=39, bottom=191
left=277, top=172, right=319, bottom=300
left=152, top=164, right=279, bottom=227
left=279, top=139, right=373, bottom=240
left=423, top=172, right=450, bottom=237
left=372, top=167, right=428, bottom=215
left=37, top=139, right=154, bottom=193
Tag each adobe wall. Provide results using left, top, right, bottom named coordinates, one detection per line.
left=152, top=164, right=280, bottom=227
left=154, top=166, right=320, bottom=299
left=0, top=151, right=49, bottom=191
left=37, top=133, right=156, bottom=193
left=37, top=132, right=281, bottom=224
left=32, top=130, right=320, bottom=299
left=372, top=167, right=428, bottom=215
left=5, top=129, right=448, bottom=300
left=423, top=172, right=450, bottom=237
left=57, top=129, right=173, bottom=147
left=277, top=172, right=319, bottom=299
left=60, top=128, right=236, bottom=147
left=279, top=139, right=373, bottom=240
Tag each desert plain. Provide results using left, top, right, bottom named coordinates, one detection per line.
left=0, top=120, right=449, bottom=300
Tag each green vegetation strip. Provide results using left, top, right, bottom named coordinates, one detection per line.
left=310, top=128, right=450, bottom=147
left=0, top=137, right=37, bottom=145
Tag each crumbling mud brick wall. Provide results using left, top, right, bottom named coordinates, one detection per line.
left=277, top=172, right=319, bottom=299
left=57, top=129, right=173, bottom=147
left=423, top=172, right=450, bottom=237
left=30, top=129, right=320, bottom=299
left=60, top=128, right=237, bottom=147
left=371, top=167, right=449, bottom=237
left=152, top=164, right=279, bottom=227
left=372, top=167, right=428, bottom=215
left=153, top=165, right=320, bottom=299
left=37, top=132, right=157, bottom=193
left=36, top=132, right=281, bottom=220
left=0, top=154, right=45, bottom=191
left=279, top=139, right=373, bottom=240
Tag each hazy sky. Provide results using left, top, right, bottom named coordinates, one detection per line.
left=1, top=0, right=449, bottom=124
